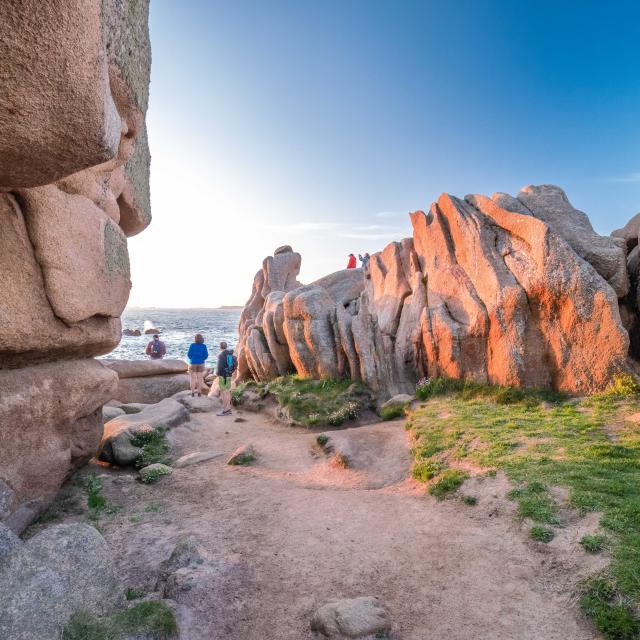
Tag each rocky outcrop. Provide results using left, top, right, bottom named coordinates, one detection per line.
left=237, top=186, right=632, bottom=398
left=0, top=523, right=123, bottom=640
left=0, top=1, right=151, bottom=530
left=99, top=398, right=189, bottom=466
left=104, top=358, right=190, bottom=403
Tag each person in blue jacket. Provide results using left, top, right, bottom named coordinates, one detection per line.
left=187, top=333, right=208, bottom=397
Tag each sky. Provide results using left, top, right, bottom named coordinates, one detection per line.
left=127, top=0, right=640, bottom=308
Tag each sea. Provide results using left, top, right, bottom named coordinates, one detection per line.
left=101, top=308, right=242, bottom=368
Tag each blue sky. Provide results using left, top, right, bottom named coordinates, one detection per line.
left=128, top=0, right=640, bottom=307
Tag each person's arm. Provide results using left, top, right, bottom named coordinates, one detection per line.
left=187, top=344, right=194, bottom=362
left=216, top=352, right=224, bottom=376
left=160, top=342, right=166, bottom=357
left=145, top=342, right=151, bottom=355
left=203, top=345, right=209, bottom=361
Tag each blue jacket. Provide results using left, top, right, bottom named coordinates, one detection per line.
left=187, top=342, right=208, bottom=365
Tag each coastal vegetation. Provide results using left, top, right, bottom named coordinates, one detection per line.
left=233, top=375, right=374, bottom=427
left=62, top=600, right=178, bottom=640
left=406, top=374, right=640, bottom=639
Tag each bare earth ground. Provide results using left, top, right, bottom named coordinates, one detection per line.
left=45, top=407, right=607, bottom=640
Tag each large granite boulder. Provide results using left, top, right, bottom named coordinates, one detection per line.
left=0, top=360, right=117, bottom=532
left=0, top=523, right=122, bottom=640
left=236, top=186, right=632, bottom=398
left=504, top=184, right=629, bottom=298
left=102, top=358, right=188, bottom=378
left=99, top=398, right=189, bottom=466
left=0, top=1, right=152, bottom=530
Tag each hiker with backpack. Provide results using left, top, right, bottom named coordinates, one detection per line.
left=145, top=334, right=166, bottom=360
left=187, top=333, right=209, bottom=397
left=216, top=341, right=237, bottom=416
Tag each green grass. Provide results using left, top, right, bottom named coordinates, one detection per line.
left=406, top=375, right=640, bottom=636
left=530, top=525, right=555, bottom=543
left=316, top=433, right=329, bottom=447
left=131, top=427, right=171, bottom=469
left=125, top=588, right=145, bottom=600
left=581, top=534, right=608, bottom=554
left=380, top=403, right=408, bottom=421
left=62, top=601, right=178, bottom=640
left=428, top=469, right=468, bottom=500
left=234, top=375, right=374, bottom=427
left=462, top=495, right=478, bottom=506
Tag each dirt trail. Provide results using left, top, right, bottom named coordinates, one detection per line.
left=56, top=408, right=601, bottom=639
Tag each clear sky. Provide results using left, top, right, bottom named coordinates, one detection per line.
left=127, top=0, right=640, bottom=308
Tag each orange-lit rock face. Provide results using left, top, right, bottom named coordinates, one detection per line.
left=237, top=186, right=631, bottom=398
left=0, top=0, right=151, bottom=532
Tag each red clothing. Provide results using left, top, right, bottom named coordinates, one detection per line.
left=146, top=339, right=166, bottom=359
left=346, top=255, right=357, bottom=269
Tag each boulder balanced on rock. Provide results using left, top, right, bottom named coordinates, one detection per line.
left=236, top=186, right=632, bottom=398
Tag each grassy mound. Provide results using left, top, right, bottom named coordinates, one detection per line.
left=234, top=375, right=374, bottom=427
left=407, top=374, right=640, bottom=639
left=63, top=601, right=178, bottom=640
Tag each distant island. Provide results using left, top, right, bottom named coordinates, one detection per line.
left=217, top=305, right=243, bottom=310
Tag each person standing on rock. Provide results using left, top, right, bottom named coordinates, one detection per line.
left=358, top=252, right=370, bottom=268
left=346, top=253, right=357, bottom=269
left=216, top=341, right=237, bottom=416
left=145, top=334, right=166, bottom=360
left=187, top=334, right=209, bottom=397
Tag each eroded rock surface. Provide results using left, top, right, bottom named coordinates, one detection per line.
left=0, top=0, right=152, bottom=529
left=237, top=186, right=632, bottom=398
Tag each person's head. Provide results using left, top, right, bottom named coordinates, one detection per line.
left=219, top=341, right=228, bottom=351
left=194, top=334, right=204, bottom=344
left=152, top=334, right=159, bottom=340
left=349, top=253, right=354, bottom=257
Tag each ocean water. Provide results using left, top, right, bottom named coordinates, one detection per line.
left=101, top=308, right=242, bottom=368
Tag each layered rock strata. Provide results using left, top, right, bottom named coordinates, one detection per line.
left=0, top=1, right=151, bottom=531
left=237, top=186, right=631, bottom=398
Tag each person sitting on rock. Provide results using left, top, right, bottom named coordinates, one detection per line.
left=187, top=334, right=209, bottom=397
left=216, top=341, right=237, bottom=416
left=346, top=253, right=357, bottom=269
left=145, top=334, right=166, bottom=360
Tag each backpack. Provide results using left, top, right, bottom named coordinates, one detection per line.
left=151, top=341, right=161, bottom=354
left=223, top=350, right=238, bottom=378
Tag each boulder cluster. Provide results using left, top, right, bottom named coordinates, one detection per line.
left=237, top=185, right=634, bottom=399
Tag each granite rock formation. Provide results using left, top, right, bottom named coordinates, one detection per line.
left=237, top=186, right=632, bottom=398
left=0, top=1, right=151, bottom=531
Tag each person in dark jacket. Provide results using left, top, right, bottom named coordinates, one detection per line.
left=187, top=333, right=208, bottom=397
left=145, top=334, right=166, bottom=359
left=216, top=341, right=235, bottom=416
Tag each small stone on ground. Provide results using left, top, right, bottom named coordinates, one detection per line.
left=311, top=596, right=390, bottom=638
left=174, top=451, right=222, bottom=468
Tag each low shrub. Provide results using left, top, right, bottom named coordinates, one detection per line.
left=462, top=495, right=478, bottom=506
left=327, top=401, right=360, bottom=426
left=83, top=474, right=106, bottom=510
left=131, top=426, right=170, bottom=469
left=139, top=464, right=172, bottom=484
left=316, top=434, right=329, bottom=447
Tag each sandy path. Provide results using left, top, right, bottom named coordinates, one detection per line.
left=76, top=409, right=599, bottom=639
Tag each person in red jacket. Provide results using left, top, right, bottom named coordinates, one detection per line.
left=346, top=253, right=357, bottom=269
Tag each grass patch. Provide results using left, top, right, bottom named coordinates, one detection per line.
left=580, top=578, right=639, bottom=640
left=462, top=495, right=478, bottom=506
left=530, top=525, right=554, bottom=543
left=125, top=588, right=145, bottom=600
left=412, top=459, right=444, bottom=482
left=131, top=427, right=170, bottom=469
left=428, top=469, right=468, bottom=500
left=234, top=375, right=374, bottom=427
left=406, top=376, right=640, bottom=635
left=380, top=403, right=408, bottom=421
left=316, top=433, right=329, bottom=447
left=63, top=601, right=178, bottom=640
left=581, top=534, right=608, bottom=554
